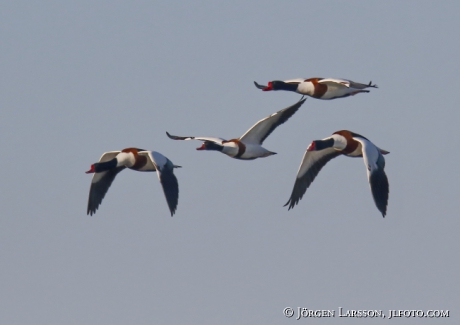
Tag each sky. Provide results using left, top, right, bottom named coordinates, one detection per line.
left=1, top=1, right=459, bottom=324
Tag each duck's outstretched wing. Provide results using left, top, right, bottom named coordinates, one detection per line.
left=319, top=78, right=378, bottom=89
left=284, top=146, right=340, bottom=210
left=239, top=98, right=306, bottom=145
left=87, top=151, right=123, bottom=216
left=166, top=132, right=225, bottom=144
left=354, top=136, right=389, bottom=217
left=146, top=151, right=180, bottom=217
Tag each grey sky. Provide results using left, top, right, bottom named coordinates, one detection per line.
left=1, top=1, right=459, bottom=324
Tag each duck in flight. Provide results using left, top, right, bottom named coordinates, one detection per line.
left=284, top=130, right=389, bottom=217
left=166, top=99, right=306, bottom=160
left=85, top=148, right=180, bottom=216
left=254, top=78, right=377, bottom=100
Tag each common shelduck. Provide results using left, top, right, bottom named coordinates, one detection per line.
left=85, top=148, right=181, bottom=216
left=166, top=99, right=305, bottom=160
left=254, top=78, right=377, bottom=100
left=284, top=130, right=389, bottom=217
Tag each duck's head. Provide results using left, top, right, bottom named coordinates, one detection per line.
left=262, top=80, right=279, bottom=91
left=262, top=80, right=298, bottom=92
left=307, top=138, right=335, bottom=152
left=85, top=164, right=96, bottom=174
left=196, top=141, right=223, bottom=152
left=85, top=158, right=117, bottom=173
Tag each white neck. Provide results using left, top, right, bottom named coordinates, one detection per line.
left=116, top=152, right=136, bottom=167
left=330, top=134, right=347, bottom=150
left=297, top=81, right=315, bottom=95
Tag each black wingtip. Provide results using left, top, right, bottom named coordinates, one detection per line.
left=159, top=168, right=179, bottom=219
left=370, top=169, right=389, bottom=218
left=283, top=198, right=296, bottom=211
left=166, top=131, right=180, bottom=140
left=254, top=81, right=267, bottom=89
left=168, top=198, right=177, bottom=217
left=87, top=207, right=96, bottom=216
left=292, top=97, right=307, bottom=107
left=166, top=132, right=190, bottom=141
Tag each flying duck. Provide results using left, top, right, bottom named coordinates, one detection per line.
left=254, top=78, right=377, bottom=100
left=284, top=130, right=389, bottom=217
left=166, top=99, right=305, bottom=160
left=85, top=148, right=181, bottom=216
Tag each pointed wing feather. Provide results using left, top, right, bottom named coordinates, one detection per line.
left=285, top=147, right=340, bottom=210
left=147, top=151, right=180, bottom=216
left=254, top=81, right=267, bottom=89
left=166, top=132, right=225, bottom=144
left=239, top=99, right=305, bottom=145
left=354, top=137, right=389, bottom=217
left=87, top=167, right=126, bottom=215
left=368, top=168, right=389, bottom=217
left=349, top=80, right=378, bottom=89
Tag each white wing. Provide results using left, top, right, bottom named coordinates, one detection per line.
left=284, top=146, right=340, bottom=210
left=239, top=99, right=305, bottom=145
left=354, top=137, right=389, bottom=217
left=146, top=151, right=180, bottom=216
left=166, top=132, right=226, bottom=144
left=318, top=78, right=351, bottom=87
left=284, top=78, right=305, bottom=84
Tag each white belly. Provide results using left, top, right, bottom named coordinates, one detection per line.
left=240, top=144, right=273, bottom=160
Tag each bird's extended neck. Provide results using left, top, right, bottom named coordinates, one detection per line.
left=92, top=158, right=118, bottom=173
left=197, top=141, right=224, bottom=152
left=271, top=80, right=298, bottom=92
